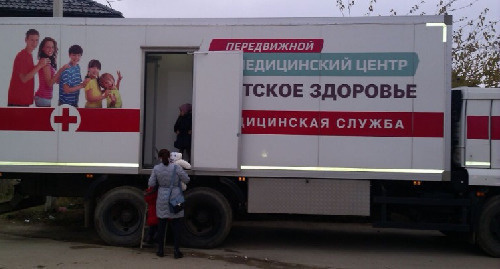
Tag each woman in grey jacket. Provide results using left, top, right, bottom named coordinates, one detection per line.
left=148, top=149, right=190, bottom=258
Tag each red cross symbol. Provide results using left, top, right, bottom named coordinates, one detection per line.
left=54, top=107, right=78, bottom=131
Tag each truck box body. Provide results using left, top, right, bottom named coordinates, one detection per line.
left=0, top=16, right=451, bottom=180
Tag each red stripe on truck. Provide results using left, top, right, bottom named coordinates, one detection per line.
left=0, top=107, right=140, bottom=132
left=0, top=107, right=53, bottom=131
left=209, top=39, right=324, bottom=53
left=77, top=109, right=140, bottom=132
left=492, top=116, right=500, bottom=140
left=467, top=116, right=489, bottom=139
left=467, top=115, right=500, bottom=140
left=242, top=110, right=444, bottom=137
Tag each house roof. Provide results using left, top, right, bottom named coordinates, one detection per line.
left=0, top=0, right=123, bottom=18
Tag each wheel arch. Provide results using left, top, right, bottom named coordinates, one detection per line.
left=83, top=174, right=147, bottom=227
left=188, top=175, right=247, bottom=214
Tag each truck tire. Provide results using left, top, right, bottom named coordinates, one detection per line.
left=181, top=187, right=232, bottom=248
left=477, top=195, right=500, bottom=257
left=94, top=186, right=145, bottom=247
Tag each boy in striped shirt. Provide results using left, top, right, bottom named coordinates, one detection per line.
left=59, top=45, right=89, bottom=107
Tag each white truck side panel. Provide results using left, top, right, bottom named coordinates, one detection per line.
left=58, top=132, right=139, bottom=164
left=145, top=25, right=219, bottom=48
left=321, top=24, right=414, bottom=52
left=413, top=23, right=449, bottom=170
left=242, top=135, right=319, bottom=167
left=0, top=16, right=451, bottom=180
left=413, top=24, right=448, bottom=112
left=0, top=131, right=57, bottom=162
left=466, top=100, right=491, bottom=168
left=239, top=18, right=450, bottom=178
left=0, top=23, right=144, bottom=173
left=319, top=137, right=411, bottom=168
left=412, top=137, right=445, bottom=169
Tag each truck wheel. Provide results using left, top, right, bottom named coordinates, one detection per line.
left=181, top=187, right=232, bottom=248
left=94, top=186, right=145, bottom=247
left=477, top=195, right=500, bottom=257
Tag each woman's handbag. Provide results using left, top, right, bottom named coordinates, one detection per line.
left=170, top=195, right=185, bottom=214
left=168, top=165, right=185, bottom=214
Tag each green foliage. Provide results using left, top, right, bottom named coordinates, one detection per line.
left=335, top=0, right=499, bottom=87
left=450, top=7, right=499, bottom=87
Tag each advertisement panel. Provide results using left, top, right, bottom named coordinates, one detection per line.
left=0, top=22, right=142, bottom=172
left=210, top=24, right=447, bottom=170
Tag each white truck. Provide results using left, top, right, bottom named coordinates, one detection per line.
left=0, top=15, right=499, bottom=256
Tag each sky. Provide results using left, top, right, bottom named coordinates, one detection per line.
left=93, top=0, right=499, bottom=23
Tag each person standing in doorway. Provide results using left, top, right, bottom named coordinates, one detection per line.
left=174, top=103, right=192, bottom=163
left=8, top=29, right=49, bottom=106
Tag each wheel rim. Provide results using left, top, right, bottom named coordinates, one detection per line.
left=185, top=202, right=222, bottom=237
left=103, top=200, right=142, bottom=236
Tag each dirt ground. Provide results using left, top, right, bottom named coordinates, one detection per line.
left=0, top=198, right=106, bottom=245
left=1, top=199, right=499, bottom=269
left=0, top=202, right=327, bottom=268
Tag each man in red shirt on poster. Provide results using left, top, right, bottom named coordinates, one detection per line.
left=7, top=29, right=49, bottom=106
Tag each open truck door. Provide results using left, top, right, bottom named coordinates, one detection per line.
left=180, top=51, right=243, bottom=248
left=192, top=51, right=243, bottom=170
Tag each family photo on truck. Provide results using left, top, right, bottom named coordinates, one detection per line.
left=7, top=29, right=124, bottom=109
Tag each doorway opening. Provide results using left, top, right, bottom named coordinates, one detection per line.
left=142, top=52, right=194, bottom=169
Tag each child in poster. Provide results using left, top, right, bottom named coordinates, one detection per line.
left=84, top=59, right=108, bottom=108
left=59, top=45, right=88, bottom=107
left=100, top=71, right=123, bottom=108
